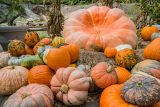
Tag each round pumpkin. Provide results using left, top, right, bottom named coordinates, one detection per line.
left=50, top=67, right=90, bottom=105
left=151, top=32, right=160, bottom=41
left=141, top=26, right=159, bottom=41
left=144, top=38, right=160, bottom=61
left=91, top=62, right=117, bottom=89
left=63, top=6, right=137, bottom=51
left=44, top=48, right=71, bottom=70
left=8, top=40, right=25, bottom=56
left=33, top=38, right=52, bottom=54
left=8, top=55, right=29, bottom=66
left=25, top=44, right=34, bottom=55
left=115, top=48, right=137, bottom=70
left=104, top=47, right=117, bottom=58
left=0, top=52, right=10, bottom=68
left=59, top=43, right=79, bottom=63
left=122, top=75, right=160, bottom=106
left=28, top=65, right=54, bottom=86
left=21, top=55, right=44, bottom=69
left=4, top=84, right=54, bottom=107
left=131, top=59, right=160, bottom=79
left=100, top=84, right=138, bottom=107
left=50, top=36, right=65, bottom=47
left=24, top=32, right=40, bottom=47
left=0, top=66, right=28, bottom=95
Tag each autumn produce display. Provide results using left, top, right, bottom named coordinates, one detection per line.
left=0, top=6, right=159, bottom=107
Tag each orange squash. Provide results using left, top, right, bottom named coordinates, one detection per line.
left=25, top=45, right=34, bottom=55
left=104, top=47, right=117, bottom=58
left=100, top=84, right=138, bottom=107
left=28, top=65, right=54, bottom=86
left=144, top=38, right=160, bottom=61
left=141, top=26, right=159, bottom=41
left=63, top=6, right=137, bottom=51
left=24, top=32, right=40, bottom=47
left=44, top=48, right=71, bottom=70
left=58, top=43, right=79, bottom=63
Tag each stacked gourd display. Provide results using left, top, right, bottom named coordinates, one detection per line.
left=0, top=6, right=160, bottom=107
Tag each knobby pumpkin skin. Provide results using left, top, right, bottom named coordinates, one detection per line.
left=24, top=32, right=40, bottom=47
left=25, top=44, right=34, bottom=55
left=141, top=26, right=159, bottom=41
left=50, top=67, right=90, bottom=106
left=37, top=45, right=52, bottom=59
left=91, top=62, right=117, bottom=89
left=100, top=84, right=138, bottom=107
left=144, top=38, right=160, bottom=61
left=0, top=52, right=10, bottom=68
left=50, top=36, right=65, bottom=47
left=64, top=6, right=137, bottom=51
left=8, top=40, right=26, bottom=56
left=59, top=43, right=79, bottom=63
left=33, top=38, right=52, bottom=54
left=28, top=65, right=54, bottom=86
left=104, top=47, right=117, bottom=58
left=44, top=48, right=71, bottom=71
left=4, top=84, right=54, bottom=107
left=122, top=75, right=160, bottom=106
left=131, top=59, right=160, bottom=79
left=0, top=66, right=28, bottom=95
left=115, top=48, right=137, bottom=70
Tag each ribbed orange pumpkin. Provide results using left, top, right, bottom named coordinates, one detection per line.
left=144, top=38, right=160, bottom=61
left=59, top=43, right=79, bottom=63
left=100, top=84, right=138, bottom=107
left=4, top=84, right=54, bottom=107
left=50, top=67, right=90, bottom=106
left=91, top=62, right=117, bottom=89
left=44, top=48, right=71, bottom=70
left=141, top=26, right=159, bottom=41
left=64, top=6, right=137, bottom=51
left=28, top=65, right=54, bottom=86
left=24, top=32, right=40, bottom=47
left=104, top=47, right=117, bottom=58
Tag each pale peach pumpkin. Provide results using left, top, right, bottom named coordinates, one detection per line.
left=63, top=6, right=137, bottom=51
left=50, top=67, right=90, bottom=106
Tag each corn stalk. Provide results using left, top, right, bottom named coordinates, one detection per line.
left=47, top=0, right=64, bottom=38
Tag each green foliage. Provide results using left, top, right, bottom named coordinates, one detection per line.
left=62, top=0, right=93, bottom=5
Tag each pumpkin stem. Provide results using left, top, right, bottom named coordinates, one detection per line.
left=137, top=82, right=144, bottom=87
left=60, top=84, right=69, bottom=94
left=21, top=93, right=31, bottom=99
left=106, top=65, right=113, bottom=73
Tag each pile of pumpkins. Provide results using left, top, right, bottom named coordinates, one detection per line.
left=0, top=6, right=160, bottom=107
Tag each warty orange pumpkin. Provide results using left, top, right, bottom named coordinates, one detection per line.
left=50, top=67, right=90, bottom=106
left=63, top=6, right=137, bottom=51
left=24, top=32, right=40, bottom=47
left=4, top=84, right=54, bottom=107
left=100, top=84, right=138, bottom=107
left=28, top=65, right=54, bottom=86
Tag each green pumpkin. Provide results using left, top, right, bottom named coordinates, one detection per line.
left=21, top=55, right=44, bottom=69
left=37, top=45, right=52, bottom=59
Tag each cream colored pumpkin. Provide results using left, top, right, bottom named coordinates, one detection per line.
left=0, top=52, right=10, bottom=68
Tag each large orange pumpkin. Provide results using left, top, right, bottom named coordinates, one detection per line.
left=141, top=26, right=159, bottom=41
left=44, top=48, right=71, bottom=70
left=50, top=67, right=90, bottom=106
left=58, top=43, right=79, bottom=63
left=100, top=84, right=138, bottom=107
left=63, top=6, right=137, bottom=51
left=4, top=84, right=54, bottom=107
left=28, top=65, right=54, bottom=86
